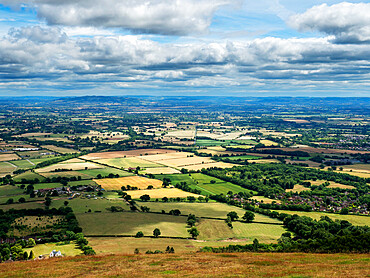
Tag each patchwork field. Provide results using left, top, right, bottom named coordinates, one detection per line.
left=77, top=167, right=133, bottom=178
left=0, top=161, right=16, bottom=175
left=36, top=161, right=103, bottom=173
left=127, top=188, right=200, bottom=199
left=43, top=145, right=80, bottom=154
left=98, top=157, right=163, bottom=169
left=141, top=167, right=181, bottom=175
left=13, top=171, right=46, bottom=183
left=76, top=212, right=189, bottom=237
left=182, top=162, right=235, bottom=171
left=0, top=153, right=20, bottom=161
left=81, top=149, right=177, bottom=160
left=94, top=176, right=163, bottom=190
left=39, top=171, right=94, bottom=180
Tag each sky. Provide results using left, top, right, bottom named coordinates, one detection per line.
left=0, top=0, right=369, bottom=97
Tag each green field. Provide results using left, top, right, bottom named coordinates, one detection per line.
left=51, top=198, right=131, bottom=213
left=0, top=185, right=24, bottom=196
left=39, top=171, right=94, bottom=180
left=24, top=242, right=82, bottom=257
left=76, top=212, right=189, bottom=237
left=232, top=139, right=258, bottom=145
left=197, top=219, right=285, bottom=242
left=156, top=173, right=255, bottom=196
left=13, top=171, right=45, bottom=183
left=10, top=159, right=35, bottom=169
left=135, top=201, right=281, bottom=224
left=77, top=167, right=133, bottom=178
left=0, top=162, right=16, bottom=175
left=0, top=201, right=44, bottom=210
left=272, top=210, right=370, bottom=226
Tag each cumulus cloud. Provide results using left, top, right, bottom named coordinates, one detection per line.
left=0, top=26, right=370, bottom=93
left=289, top=2, right=370, bottom=44
left=0, top=0, right=234, bottom=36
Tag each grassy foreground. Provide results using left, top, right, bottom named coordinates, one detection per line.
left=1, top=252, right=369, bottom=278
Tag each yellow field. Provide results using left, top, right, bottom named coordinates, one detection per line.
left=287, top=184, right=310, bottom=193
left=36, top=162, right=103, bottom=173
left=142, top=167, right=181, bottom=175
left=335, top=170, right=370, bottom=178
left=94, top=176, right=163, bottom=190
left=159, top=156, right=214, bottom=168
left=260, top=140, right=279, bottom=146
left=0, top=153, right=20, bottom=161
left=251, top=196, right=280, bottom=204
left=140, top=152, right=190, bottom=162
left=126, top=188, right=200, bottom=199
left=308, top=180, right=356, bottom=189
left=248, top=159, right=280, bottom=164
left=81, top=149, right=177, bottom=160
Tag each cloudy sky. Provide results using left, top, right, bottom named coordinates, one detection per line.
left=0, top=0, right=369, bottom=96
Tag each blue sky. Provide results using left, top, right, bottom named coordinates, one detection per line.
left=0, top=0, right=369, bottom=96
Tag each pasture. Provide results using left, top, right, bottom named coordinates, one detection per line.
left=135, top=201, right=281, bottom=224
left=0, top=161, right=16, bottom=175
left=98, top=157, right=163, bottom=169
left=24, top=242, right=82, bottom=258
left=81, top=149, right=177, bottom=160
left=13, top=171, right=45, bottom=183
left=77, top=168, right=133, bottom=178
left=272, top=210, right=370, bottom=226
left=94, top=176, right=163, bottom=190
left=141, top=167, right=181, bottom=175
left=197, top=219, right=285, bottom=242
left=51, top=198, right=131, bottom=213
left=76, top=212, right=189, bottom=237
left=286, top=184, right=310, bottom=193
left=39, top=171, right=94, bottom=180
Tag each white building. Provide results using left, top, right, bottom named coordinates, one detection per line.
left=49, top=250, right=62, bottom=258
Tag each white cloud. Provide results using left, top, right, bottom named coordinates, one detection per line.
left=0, top=0, right=235, bottom=36
left=289, top=2, right=370, bottom=44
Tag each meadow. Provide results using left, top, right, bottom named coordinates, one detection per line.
left=2, top=252, right=368, bottom=277
left=24, top=242, right=82, bottom=258
left=98, top=157, right=163, bottom=169
left=76, top=212, right=189, bottom=237
left=126, top=188, right=200, bottom=199
left=51, top=198, right=131, bottom=213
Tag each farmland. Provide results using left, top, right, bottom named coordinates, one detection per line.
left=36, top=161, right=103, bottom=173
left=125, top=188, right=200, bottom=199
left=94, top=176, right=163, bottom=190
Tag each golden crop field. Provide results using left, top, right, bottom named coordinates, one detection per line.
left=286, top=184, right=310, bottom=193
left=159, top=156, right=215, bottom=168
left=98, top=157, right=163, bottom=169
left=260, top=139, right=279, bottom=146
left=125, top=188, right=200, bottom=199
left=94, top=176, right=163, bottom=190
left=140, top=152, right=190, bottom=162
left=0, top=153, right=20, bottom=161
left=308, top=180, right=356, bottom=189
left=44, top=145, right=80, bottom=154
left=36, top=162, right=103, bottom=173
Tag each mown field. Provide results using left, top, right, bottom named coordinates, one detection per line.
left=51, top=198, right=131, bottom=213
left=76, top=212, right=189, bottom=237
left=126, top=188, right=200, bottom=199
left=94, top=176, right=163, bottom=190
left=24, top=242, right=82, bottom=258
left=1, top=252, right=368, bottom=278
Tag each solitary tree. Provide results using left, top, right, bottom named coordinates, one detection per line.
left=64, top=201, right=69, bottom=206
left=135, top=231, right=144, bottom=238
left=153, top=228, right=161, bottom=238
left=140, top=194, right=150, bottom=202
left=242, top=211, right=255, bottom=223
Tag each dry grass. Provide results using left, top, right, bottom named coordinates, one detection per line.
left=126, top=188, right=200, bottom=199
left=94, top=176, right=163, bottom=190
left=286, top=184, right=311, bottom=193
left=0, top=153, right=20, bottom=161
left=260, top=140, right=279, bottom=146
left=44, top=145, right=80, bottom=154
left=308, top=180, right=356, bottom=189
left=271, top=147, right=370, bottom=154
left=140, top=152, right=190, bottom=162
left=334, top=170, right=370, bottom=179
left=1, top=252, right=369, bottom=278
left=36, top=162, right=103, bottom=173
left=248, top=159, right=280, bottom=164
left=182, top=162, right=235, bottom=171
left=81, top=149, right=177, bottom=160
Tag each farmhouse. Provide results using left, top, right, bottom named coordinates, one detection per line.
left=49, top=250, right=62, bottom=258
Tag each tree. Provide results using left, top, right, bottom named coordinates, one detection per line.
left=140, top=194, right=150, bottom=202
left=23, top=251, right=28, bottom=260
left=18, top=197, right=26, bottom=203
left=188, top=227, right=199, bottom=239
left=64, top=201, right=69, bottom=206
left=27, top=238, right=36, bottom=247
left=6, top=198, right=13, bottom=205
left=227, top=211, right=239, bottom=221
left=242, top=211, right=255, bottom=223
left=135, top=231, right=144, bottom=238
left=28, top=250, right=35, bottom=260
left=153, top=228, right=161, bottom=238
left=45, top=197, right=52, bottom=207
